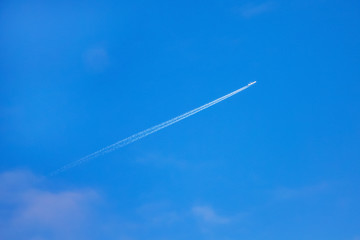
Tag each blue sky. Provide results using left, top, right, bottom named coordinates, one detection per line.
left=1, top=0, right=360, bottom=239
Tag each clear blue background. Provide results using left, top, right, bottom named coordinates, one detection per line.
left=1, top=0, right=359, bottom=239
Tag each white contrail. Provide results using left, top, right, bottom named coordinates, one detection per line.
left=50, top=81, right=256, bottom=176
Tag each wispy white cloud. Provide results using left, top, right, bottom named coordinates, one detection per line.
left=192, top=205, right=230, bottom=224
left=83, top=46, right=109, bottom=73
left=0, top=170, right=240, bottom=239
left=273, top=182, right=329, bottom=200
left=238, top=2, right=275, bottom=18
left=0, top=170, right=99, bottom=240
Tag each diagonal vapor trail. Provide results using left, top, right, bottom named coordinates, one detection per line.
left=50, top=81, right=256, bottom=176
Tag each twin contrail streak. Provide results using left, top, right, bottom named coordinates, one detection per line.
left=50, top=81, right=256, bottom=176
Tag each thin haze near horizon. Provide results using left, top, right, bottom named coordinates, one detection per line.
left=1, top=0, right=360, bottom=239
